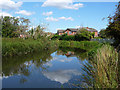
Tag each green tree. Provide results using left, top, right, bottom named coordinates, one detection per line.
left=106, top=2, right=120, bottom=45
left=34, top=25, right=45, bottom=39
left=1, top=16, right=19, bottom=37
left=75, top=29, right=93, bottom=41
left=99, top=29, right=108, bottom=38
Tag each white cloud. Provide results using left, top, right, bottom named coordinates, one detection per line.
left=45, top=16, right=74, bottom=22
left=45, top=17, right=59, bottom=22
left=0, top=0, right=23, bottom=9
left=0, top=11, right=12, bottom=17
left=42, top=11, right=53, bottom=16
left=15, top=10, right=35, bottom=16
left=59, top=16, right=74, bottom=21
left=75, top=25, right=81, bottom=28
left=42, top=69, right=81, bottom=84
left=42, top=0, right=83, bottom=10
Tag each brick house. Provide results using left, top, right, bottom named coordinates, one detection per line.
left=84, top=27, right=98, bottom=37
left=57, top=27, right=98, bottom=37
left=57, top=28, right=78, bottom=36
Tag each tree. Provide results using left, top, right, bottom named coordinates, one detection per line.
left=19, top=17, right=30, bottom=35
left=1, top=16, right=19, bottom=37
left=99, top=29, right=108, bottom=38
left=75, top=28, right=93, bottom=41
left=106, top=2, right=120, bottom=44
left=34, top=25, right=45, bottom=39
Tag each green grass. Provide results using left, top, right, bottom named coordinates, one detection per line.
left=93, top=44, right=118, bottom=88
left=82, top=44, right=118, bottom=88
left=2, top=38, right=58, bottom=57
left=2, top=38, right=99, bottom=57
left=58, top=40, right=99, bottom=51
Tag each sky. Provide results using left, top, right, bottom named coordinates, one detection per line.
left=0, top=0, right=119, bottom=33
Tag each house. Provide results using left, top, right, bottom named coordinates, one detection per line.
left=84, top=27, right=98, bottom=37
left=57, top=28, right=78, bottom=35
left=57, top=30, right=65, bottom=35
left=57, top=27, right=98, bottom=37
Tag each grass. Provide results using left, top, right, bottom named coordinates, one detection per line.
left=93, top=44, right=118, bottom=88
left=82, top=44, right=118, bottom=88
left=2, top=38, right=99, bottom=57
left=2, top=38, right=58, bottom=57
left=58, top=40, right=99, bottom=51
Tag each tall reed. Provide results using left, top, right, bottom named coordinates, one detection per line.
left=93, top=44, right=118, bottom=88
left=82, top=44, right=118, bottom=88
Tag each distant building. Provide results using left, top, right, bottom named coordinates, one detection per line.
left=57, top=28, right=78, bottom=36
left=57, top=27, right=98, bottom=37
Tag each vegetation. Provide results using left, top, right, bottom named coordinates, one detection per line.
left=52, top=28, right=95, bottom=41
left=99, top=29, right=108, bottom=38
left=58, top=40, right=99, bottom=51
left=1, top=16, right=47, bottom=39
left=1, top=2, right=120, bottom=89
left=98, top=2, right=120, bottom=47
left=2, top=48, right=56, bottom=77
left=1, top=16, right=30, bottom=38
left=106, top=2, right=120, bottom=42
left=2, top=38, right=99, bottom=57
left=81, top=44, right=118, bottom=88
left=2, top=38, right=58, bottom=57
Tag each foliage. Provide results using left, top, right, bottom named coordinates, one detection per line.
left=76, top=28, right=95, bottom=41
left=58, top=40, right=99, bottom=51
left=51, top=29, right=94, bottom=41
left=1, top=16, right=19, bottom=37
left=51, top=34, right=61, bottom=40
left=106, top=2, right=120, bottom=46
left=82, top=44, right=118, bottom=88
left=2, top=38, right=58, bottom=57
left=2, top=47, right=56, bottom=77
left=59, top=34, right=75, bottom=41
left=1, top=16, right=30, bottom=38
left=99, top=29, right=108, bottom=38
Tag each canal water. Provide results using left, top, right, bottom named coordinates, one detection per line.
left=2, top=48, right=90, bottom=88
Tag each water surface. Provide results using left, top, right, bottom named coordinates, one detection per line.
left=2, top=48, right=89, bottom=88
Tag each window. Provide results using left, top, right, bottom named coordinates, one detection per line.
left=69, top=31, right=72, bottom=34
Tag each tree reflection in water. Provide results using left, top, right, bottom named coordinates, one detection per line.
left=2, top=48, right=56, bottom=84
left=2, top=47, right=90, bottom=86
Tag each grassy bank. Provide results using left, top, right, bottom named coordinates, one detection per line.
left=2, top=38, right=58, bottom=57
left=58, top=40, right=100, bottom=51
left=2, top=38, right=100, bottom=57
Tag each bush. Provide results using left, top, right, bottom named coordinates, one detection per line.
left=51, top=30, right=93, bottom=41
left=51, top=35, right=61, bottom=40
left=59, top=40, right=99, bottom=51
left=75, top=33, right=90, bottom=41
left=2, top=38, right=58, bottom=57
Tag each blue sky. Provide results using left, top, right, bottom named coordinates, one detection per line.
left=0, top=0, right=118, bottom=33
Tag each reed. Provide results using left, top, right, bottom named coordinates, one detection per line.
left=82, top=44, right=118, bottom=88
left=2, top=38, right=58, bottom=57
left=93, top=44, right=118, bottom=88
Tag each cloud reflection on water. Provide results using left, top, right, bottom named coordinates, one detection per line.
left=42, top=69, right=81, bottom=84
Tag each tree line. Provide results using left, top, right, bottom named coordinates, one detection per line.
left=51, top=28, right=95, bottom=41
left=1, top=16, right=46, bottom=39
left=99, top=2, right=120, bottom=46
